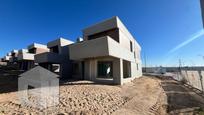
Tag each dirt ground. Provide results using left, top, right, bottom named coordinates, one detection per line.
left=0, top=68, right=204, bottom=115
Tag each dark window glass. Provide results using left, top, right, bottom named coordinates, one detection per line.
left=130, top=41, right=133, bottom=52
left=12, top=53, right=15, bottom=56
left=137, top=64, right=139, bottom=70
left=72, top=63, right=79, bottom=75
left=87, top=28, right=119, bottom=42
left=50, top=46, right=59, bottom=53
left=29, top=48, right=36, bottom=54
left=97, top=61, right=113, bottom=78
left=123, top=60, right=131, bottom=78
left=28, top=85, right=34, bottom=90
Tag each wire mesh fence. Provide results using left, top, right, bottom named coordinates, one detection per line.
left=173, top=70, right=204, bottom=92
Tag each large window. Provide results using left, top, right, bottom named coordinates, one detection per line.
left=97, top=61, right=113, bottom=78
left=123, top=60, right=131, bottom=78
left=72, top=63, right=79, bottom=75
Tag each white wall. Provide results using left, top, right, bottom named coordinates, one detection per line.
left=83, top=57, right=142, bottom=85
left=83, top=57, right=124, bottom=84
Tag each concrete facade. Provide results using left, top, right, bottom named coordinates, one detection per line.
left=35, top=38, right=74, bottom=79
left=2, top=16, right=142, bottom=85
left=1, top=52, right=11, bottom=65
left=69, top=16, right=142, bottom=85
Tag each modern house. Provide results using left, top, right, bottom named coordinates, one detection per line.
left=69, top=16, right=142, bottom=85
left=17, top=43, right=49, bottom=70
left=1, top=16, right=142, bottom=85
left=34, top=38, right=74, bottom=78
left=3, top=52, right=11, bottom=62
left=9, top=50, right=19, bottom=63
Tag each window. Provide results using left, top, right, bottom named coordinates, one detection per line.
left=97, top=61, right=113, bottom=78
left=50, top=46, right=59, bottom=53
left=87, top=28, right=119, bottom=42
left=29, top=48, right=36, bottom=54
left=130, top=41, right=133, bottom=52
left=12, top=53, right=15, bottom=56
left=137, top=63, right=139, bottom=70
left=72, top=63, right=79, bottom=75
left=52, top=64, right=60, bottom=73
left=123, top=60, right=131, bottom=78
left=28, top=85, right=34, bottom=90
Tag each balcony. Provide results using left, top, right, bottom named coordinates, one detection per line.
left=34, top=52, right=65, bottom=63
left=18, top=53, right=34, bottom=61
left=69, top=36, right=135, bottom=62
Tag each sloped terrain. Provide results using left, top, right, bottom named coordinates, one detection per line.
left=0, top=76, right=163, bottom=115
left=0, top=66, right=204, bottom=115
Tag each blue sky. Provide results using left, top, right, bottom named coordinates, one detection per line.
left=0, top=0, right=203, bottom=67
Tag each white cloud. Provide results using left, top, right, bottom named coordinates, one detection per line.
left=168, top=29, right=204, bottom=54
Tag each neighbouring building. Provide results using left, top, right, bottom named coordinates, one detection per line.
left=69, top=16, right=142, bottom=85
left=17, top=43, right=49, bottom=71
left=0, top=57, right=7, bottom=65
left=9, top=50, right=19, bottom=63
left=34, top=38, right=74, bottom=78
left=2, top=52, right=11, bottom=62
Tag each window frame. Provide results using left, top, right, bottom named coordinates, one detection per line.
left=97, top=61, right=113, bottom=78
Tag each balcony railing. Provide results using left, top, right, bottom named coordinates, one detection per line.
left=34, top=52, right=65, bottom=63
left=18, top=53, right=34, bottom=61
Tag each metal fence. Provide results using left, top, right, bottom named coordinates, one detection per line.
left=172, top=70, right=204, bottom=92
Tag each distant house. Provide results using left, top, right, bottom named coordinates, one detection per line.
left=17, top=43, right=49, bottom=70
left=2, top=52, right=11, bottom=62
left=9, top=50, right=18, bottom=63
left=34, top=38, right=74, bottom=78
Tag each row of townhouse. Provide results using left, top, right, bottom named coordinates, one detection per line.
left=1, top=16, right=142, bottom=85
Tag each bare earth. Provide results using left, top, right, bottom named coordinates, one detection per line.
left=0, top=74, right=204, bottom=115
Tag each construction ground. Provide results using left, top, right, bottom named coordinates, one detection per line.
left=0, top=66, right=204, bottom=115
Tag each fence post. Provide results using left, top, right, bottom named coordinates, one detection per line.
left=198, top=70, right=204, bottom=93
